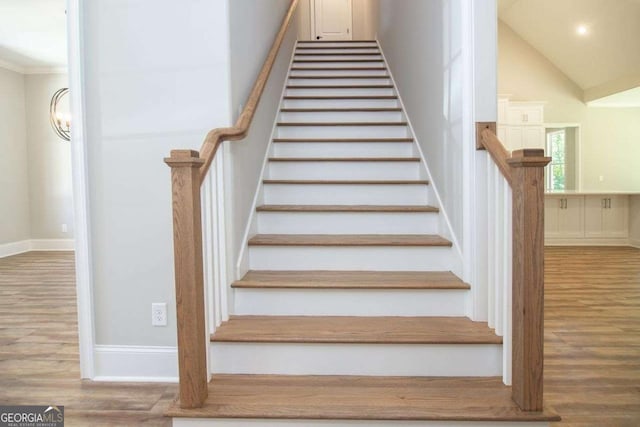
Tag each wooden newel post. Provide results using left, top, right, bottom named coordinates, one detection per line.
left=507, top=149, right=551, bottom=411
left=164, top=150, right=208, bottom=409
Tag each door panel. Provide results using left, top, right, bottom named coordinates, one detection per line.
left=314, top=0, right=353, bottom=41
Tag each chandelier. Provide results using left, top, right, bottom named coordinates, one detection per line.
left=49, top=88, right=71, bottom=141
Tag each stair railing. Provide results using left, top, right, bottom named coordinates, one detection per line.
left=476, top=122, right=551, bottom=411
left=164, top=0, right=299, bottom=409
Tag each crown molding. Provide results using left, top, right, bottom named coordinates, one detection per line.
left=0, top=59, right=25, bottom=74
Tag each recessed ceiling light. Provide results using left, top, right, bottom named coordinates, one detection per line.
left=576, top=25, right=589, bottom=36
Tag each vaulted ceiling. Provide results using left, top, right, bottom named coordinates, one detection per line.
left=498, top=0, right=640, bottom=103
left=0, top=0, right=67, bottom=73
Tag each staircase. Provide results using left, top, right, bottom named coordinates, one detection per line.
left=167, top=40, right=558, bottom=426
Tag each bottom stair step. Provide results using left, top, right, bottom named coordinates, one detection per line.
left=167, top=375, right=560, bottom=424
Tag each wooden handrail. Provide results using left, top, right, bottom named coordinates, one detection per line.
left=476, top=122, right=551, bottom=412
left=164, top=0, right=299, bottom=409
left=198, top=0, right=300, bottom=184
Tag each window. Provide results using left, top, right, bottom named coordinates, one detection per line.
left=546, top=130, right=566, bottom=191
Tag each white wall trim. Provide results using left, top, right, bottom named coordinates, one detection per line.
left=0, top=240, right=32, bottom=258
left=67, top=0, right=96, bottom=380
left=545, top=238, right=632, bottom=246
left=0, top=239, right=76, bottom=258
left=0, top=59, right=26, bottom=74
left=93, top=345, right=178, bottom=382
left=31, top=239, right=75, bottom=251
left=24, top=67, right=68, bottom=75
left=630, top=238, right=640, bottom=249
left=173, top=419, right=551, bottom=427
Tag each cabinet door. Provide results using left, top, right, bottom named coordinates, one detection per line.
left=557, top=196, right=584, bottom=238
left=584, top=196, right=605, bottom=237
left=506, top=104, right=544, bottom=125
left=544, top=197, right=561, bottom=238
left=497, top=126, right=507, bottom=144
left=603, top=196, right=629, bottom=238
left=522, top=126, right=545, bottom=151
left=498, top=99, right=509, bottom=125
left=505, top=127, right=523, bottom=151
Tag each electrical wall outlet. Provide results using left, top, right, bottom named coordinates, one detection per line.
left=61, top=224, right=68, bottom=233
left=151, top=303, right=167, bottom=326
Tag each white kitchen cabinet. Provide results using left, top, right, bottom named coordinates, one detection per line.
left=504, top=125, right=545, bottom=152
left=498, top=99, right=545, bottom=153
left=545, top=196, right=584, bottom=239
left=506, top=102, right=544, bottom=125
left=585, top=195, right=629, bottom=238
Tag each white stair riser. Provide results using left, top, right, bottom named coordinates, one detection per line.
left=285, top=88, right=395, bottom=97
left=287, top=78, right=392, bottom=86
left=283, top=99, right=399, bottom=108
left=292, top=62, right=385, bottom=69
left=290, top=69, right=388, bottom=77
left=267, top=161, right=420, bottom=180
left=276, top=126, right=408, bottom=139
left=263, top=184, right=429, bottom=205
left=174, top=419, right=551, bottom=427
left=279, top=111, right=403, bottom=122
left=272, top=142, right=415, bottom=158
left=248, top=246, right=453, bottom=271
left=257, top=211, right=438, bottom=234
left=296, top=48, right=381, bottom=55
left=294, top=55, right=382, bottom=61
left=297, top=42, right=378, bottom=48
left=210, top=343, right=502, bottom=376
left=234, top=289, right=467, bottom=316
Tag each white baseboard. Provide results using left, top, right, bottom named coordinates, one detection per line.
left=0, top=240, right=32, bottom=258
left=545, top=237, right=630, bottom=246
left=93, top=345, right=178, bottom=382
left=630, top=238, right=640, bottom=249
left=31, top=239, right=75, bottom=251
left=0, top=239, right=75, bottom=258
left=173, top=419, right=550, bottom=427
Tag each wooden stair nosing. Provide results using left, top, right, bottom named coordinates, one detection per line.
left=297, top=40, right=378, bottom=43
left=256, top=204, right=439, bottom=213
left=294, top=52, right=381, bottom=56
left=211, top=315, right=500, bottom=344
left=268, top=157, right=418, bottom=162
left=288, top=75, right=390, bottom=79
left=276, top=122, right=407, bottom=127
left=280, top=108, right=402, bottom=112
left=293, top=59, right=385, bottom=63
left=283, top=95, right=397, bottom=100
left=290, top=67, right=387, bottom=71
left=286, top=84, right=394, bottom=89
left=272, top=138, right=413, bottom=143
left=232, top=270, right=467, bottom=290
left=247, top=234, right=450, bottom=247
left=263, top=179, right=429, bottom=185
left=165, top=374, right=560, bottom=422
left=295, top=46, right=381, bottom=50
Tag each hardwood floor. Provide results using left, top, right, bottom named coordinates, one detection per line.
left=1, top=248, right=638, bottom=425
left=545, top=246, right=640, bottom=426
left=0, top=252, right=176, bottom=426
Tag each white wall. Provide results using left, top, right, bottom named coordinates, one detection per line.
left=0, top=67, right=30, bottom=245
left=631, top=195, right=640, bottom=248
left=297, top=0, right=378, bottom=40
left=499, top=21, right=640, bottom=191
left=226, top=0, right=297, bottom=279
left=81, top=0, right=232, bottom=347
left=24, top=73, right=73, bottom=240
left=378, top=0, right=466, bottom=245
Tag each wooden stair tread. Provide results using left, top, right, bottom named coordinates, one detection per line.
left=294, top=52, right=381, bottom=56
left=290, top=67, right=387, bottom=71
left=294, top=59, right=385, bottom=63
left=273, top=138, right=413, bottom=143
left=232, top=270, right=468, bottom=290
left=263, top=180, right=429, bottom=185
left=287, top=76, right=390, bottom=79
left=256, top=204, right=439, bottom=213
left=296, top=46, right=380, bottom=50
left=212, top=316, right=500, bottom=344
left=280, top=107, right=401, bottom=112
left=277, top=122, right=407, bottom=126
left=287, top=84, right=394, bottom=89
left=166, top=374, right=559, bottom=421
left=247, top=234, right=451, bottom=247
left=298, top=40, right=378, bottom=43
left=268, top=157, right=418, bottom=162
left=283, top=95, right=398, bottom=100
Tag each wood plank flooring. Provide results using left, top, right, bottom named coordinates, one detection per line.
left=0, top=252, right=176, bottom=426
left=1, top=247, right=639, bottom=425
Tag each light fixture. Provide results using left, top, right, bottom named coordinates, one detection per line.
left=49, top=88, right=71, bottom=141
left=576, top=25, right=589, bottom=36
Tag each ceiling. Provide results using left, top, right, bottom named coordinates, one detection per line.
left=498, top=0, right=640, bottom=105
left=0, top=0, right=67, bottom=73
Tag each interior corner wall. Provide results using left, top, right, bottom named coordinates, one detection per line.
left=226, top=0, right=298, bottom=280
left=498, top=21, right=640, bottom=191
left=24, top=73, right=74, bottom=240
left=81, top=0, right=232, bottom=348
left=297, top=0, right=378, bottom=41
left=377, top=0, right=466, bottom=246
left=0, top=67, right=30, bottom=245
left=630, top=195, right=640, bottom=247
